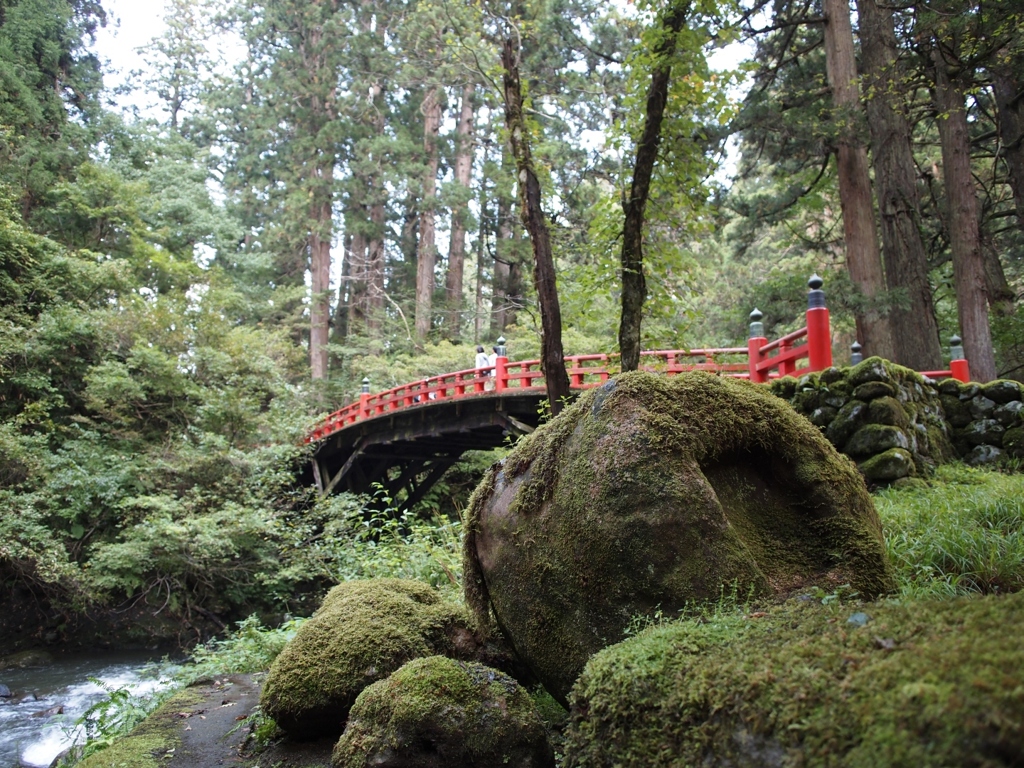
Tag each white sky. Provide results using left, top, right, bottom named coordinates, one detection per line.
left=93, top=0, right=164, bottom=112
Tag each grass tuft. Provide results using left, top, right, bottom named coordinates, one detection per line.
left=875, top=463, right=1024, bottom=598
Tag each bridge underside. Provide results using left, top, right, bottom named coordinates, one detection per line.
left=307, top=392, right=548, bottom=513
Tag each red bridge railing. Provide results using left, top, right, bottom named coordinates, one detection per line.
left=307, top=275, right=971, bottom=444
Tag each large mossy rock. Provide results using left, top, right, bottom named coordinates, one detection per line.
left=332, top=656, right=555, bottom=768
left=260, top=579, right=476, bottom=740
left=564, top=591, right=1024, bottom=767
left=464, top=372, right=895, bottom=704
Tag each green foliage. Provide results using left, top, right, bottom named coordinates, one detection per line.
left=181, top=614, right=305, bottom=684
left=276, top=493, right=464, bottom=599
left=67, top=677, right=173, bottom=764
left=876, top=463, right=1024, bottom=598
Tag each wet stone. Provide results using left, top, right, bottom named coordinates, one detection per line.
left=858, top=448, right=914, bottom=482
left=825, top=400, right=868, bottom=450
left=867, top=397, right=910, bottom=429
left=819, top=367, right=846, bottom=384
left=969, top=395, right=997, bottom=419
left=848, top=358, right=892, bottom=387
left=1002, top=428, right=1024, bottom=459
left=823, top=394, right=848, bottom=409
left=809, top=406, right=837, bottom=427
left=853, top=381, right=897, bottom=401
left=965, top=445, right=1003, bottom=467
left=993, top=400, right=1023, bottom=428
left=845, top=425, right=910, bottom=457
left=937, top=378, right=962, bottom=397
left=940, top=395, right=972, bottom=428
left=958, top=383, right=981, bottom=400
left=960, top=419, right=1004, bottom=447
left=982, top=380, right=1022, bottom=404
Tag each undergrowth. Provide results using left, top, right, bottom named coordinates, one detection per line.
left=875, top=463, right=1024, bottom=598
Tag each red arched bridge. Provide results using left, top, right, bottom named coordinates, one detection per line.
left=306, top=277, right=970, bottom=512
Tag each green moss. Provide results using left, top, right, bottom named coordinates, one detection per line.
left=260, top=579, right=475, bottom=740
left=76, top=688, right=205, bottom=768
left=858, top=448, right=915, bottom=482
left=464, top=372, right=894, bottom=704
left=332, top=656, right=554, bottom=768
left=1004, top=427, right=1024, bottom=459
left=866, top=397, right=910, bottom=429
left=564, top=592, right=1024, bottom=767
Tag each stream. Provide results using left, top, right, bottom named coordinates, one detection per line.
left=0, top=652, right=172, bottom=768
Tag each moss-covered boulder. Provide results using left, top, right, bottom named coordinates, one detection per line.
left=858, top=447, right=915, bottom=481
left=332, top=656, right=554, bottom=768
left=464, top=372, right=894, bottom=704
left=564, top=592, right=1024, bottom=767
left=261, top=579, right=477, bottom=740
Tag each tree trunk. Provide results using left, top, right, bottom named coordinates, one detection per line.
left=333, top=232, right=353, bottom=346
left=933, top=47, right=997, bottom=382
left=491, top=153, right=515, bottom=338
left=309, top=159, right=332, bottom=381
left=415, top=86, right=442, bottom=344
left=366, top=83, right=387, bottom=339
left=855, top=0, right=943, bottom=370
left=367, top=200, right=386, bottom=337
left=347, top=222, right=368, bottom=332
left=446, top=82, right=475, bottom=342
left=822, top=0, right=893, bottom=360
left=475, top=144, right=490, bottom=344
left=619, top=2, right=687, bottom=372
left=501, top=37, right=570, bottom=415
left=992, top=62, right=1024, bottom=228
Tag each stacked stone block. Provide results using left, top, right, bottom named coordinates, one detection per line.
left=770, top=357, right=956, bottom=484
left=936, top=378, right=1024, bottom=466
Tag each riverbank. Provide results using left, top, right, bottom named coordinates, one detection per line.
left=0, top=651, right=168, bottom=768
left=73, top=674, right=334, bottom=768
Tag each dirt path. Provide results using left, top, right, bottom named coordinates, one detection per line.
left=165, top=675, right=333, bottom=768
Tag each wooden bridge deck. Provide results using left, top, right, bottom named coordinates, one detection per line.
left=307, top=390, right=548, bottom=511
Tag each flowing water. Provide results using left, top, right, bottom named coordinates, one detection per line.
left=0, top=652, right=171, bottom=768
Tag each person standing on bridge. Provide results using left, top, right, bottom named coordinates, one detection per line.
left=475, top=345, right=490, bottom=372
left=486, top=345, right=499, bottom=390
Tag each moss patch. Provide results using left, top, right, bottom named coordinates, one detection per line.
left=464, top=372, right=894, bottom=704
left=260, top=579, right=475, bottom=740
left=332, top=656, right=554, bottom=768
left=564, top=591, right=1024, bottom=767
left=76, top=688, right=205, bottom=768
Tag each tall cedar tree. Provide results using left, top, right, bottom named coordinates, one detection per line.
left=821, top=0, right=893, bottom=360
left=931, top=42, right=997, bottom=382
left=445, top=82, right=476, bottom=341
left=414, top=85, right=442, bottom=344
left=501, top=35, right=571, bottom=415
left=855, top=0, right=943, bottom=369
left=0, top=0, right=105, bottom=223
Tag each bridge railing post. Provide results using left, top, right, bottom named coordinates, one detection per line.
left=359, top=377, right=371, bottom=421
left=495, top=336, right=508, bottom=392
left=806, top=274, right=832, bottom=372
left=850, top=341, right=863, bottom=365
left=949, top=335, right=971, bottom=382
left=747, top=309, right=768, bottom=383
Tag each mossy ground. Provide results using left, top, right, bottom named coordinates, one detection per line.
left=259, top=579, right=474, bottom=740
left=565, top=591, right=1024, bottom=767
left=464, top=372, right=894, bottom=703
left=75, top=688, right=206, bottom=768
left=332, top=655, right=554, bottom=768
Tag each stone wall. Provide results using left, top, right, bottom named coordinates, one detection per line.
left=769, top=357, right=1024, bottom=484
